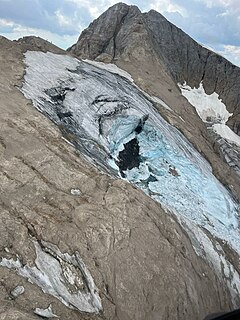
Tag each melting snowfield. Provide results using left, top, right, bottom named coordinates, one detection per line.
left=179, top=82, right=240, bottom=148
left=4, top=51, right=239, bottom=307
left=0, top=240, right=102, bottom=313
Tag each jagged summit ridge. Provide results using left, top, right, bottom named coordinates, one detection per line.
left=68, top=3, right=142, bottom=61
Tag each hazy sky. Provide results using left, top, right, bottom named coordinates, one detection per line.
left=0, top=0, right=240, bottom=66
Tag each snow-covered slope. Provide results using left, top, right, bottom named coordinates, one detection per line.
left=178, top=82, right=232, bottom=125
left=179, top=82, right=240, bottom=147
left=21, top=51, right=240, bottom=303
left=179, top=82, right=240, bottom=176
left=0, top=240, right=102, bottom=313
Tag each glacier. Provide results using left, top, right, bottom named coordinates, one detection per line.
left=18, top=51, right=240, bottom=304
left=0, top=240, right=102, bottom=313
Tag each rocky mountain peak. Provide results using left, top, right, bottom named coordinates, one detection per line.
left=68, top=2, right=145, bottom=61
left=69, top=3, right=240, bottom=137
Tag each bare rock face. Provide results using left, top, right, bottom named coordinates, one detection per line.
left=0, top=36, right=238, bottom=320
left=143, top=10, right=240, bottom=136
left=68, top=3, right=132, bottom=62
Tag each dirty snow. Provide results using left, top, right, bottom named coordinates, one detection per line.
left=0, top=240, right=102, bottom=313
left=178, top=82, right=232, bottom=124
left=84, top=59, right=173, bottom=111
left=149, top=95, right=173, bottom=111
left=213, top=124, right=240, bottom=147
left=84, top=59, right=134, bottom=82
left=178, top=82, right=240, bottom=147
left=10, top=285, right=25, bottom=298
left=34, top=304, right=58, bottom=318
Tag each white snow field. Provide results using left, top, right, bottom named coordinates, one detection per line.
left=179, top=82, right=240, bottom=147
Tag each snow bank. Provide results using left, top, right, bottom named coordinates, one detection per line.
left=84, top=59, right=134, bottom=82
left=178, top=82, right=232, bottom=124
left=178, top=81, right=240, bottom=147
left=213, top=123, right=240, bottom=147
left=0, top=241, right=102, bottom=313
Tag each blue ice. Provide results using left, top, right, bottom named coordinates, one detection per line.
left=108, top=116, right=239, bottom=249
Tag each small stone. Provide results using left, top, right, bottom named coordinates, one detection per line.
left=10, top=285, right=25, bottom=298
left=70, top=188, right=81, bottom=196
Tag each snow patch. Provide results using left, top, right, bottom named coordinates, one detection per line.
left=178, top=82, right=232, bottom=124
left=149, top=95, right=173, bottom=111
left=178, top=82, right=240, bottom=147
left=61, top=136, right=74, bottom=147
left=213, top=124, right=240, bottom=147
left=179, top=116, right=185, bottom=122
left=0, top=240, right=102, bottom=313
left=10, top=285, right=25, bottom=298
left=34, top=305, right=58, bottom=318
left=70, top=188, right=81, bottom=196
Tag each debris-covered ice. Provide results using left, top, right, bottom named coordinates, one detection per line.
left=0, top=240, right=102, bottom=313
left=84, top=59, right=134, bottom=82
